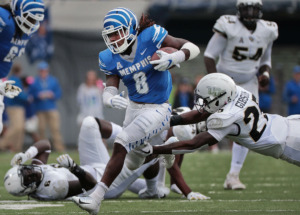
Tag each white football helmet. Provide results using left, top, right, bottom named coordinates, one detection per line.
left=10, top=0, right=45, bottom=35
left=172, top=107, right=196, bottom=141
left=194, top=73, right=237, bottom=114
left=4, top=165, right=43, bottom=196
left=236, top=0, right=263, bottom=28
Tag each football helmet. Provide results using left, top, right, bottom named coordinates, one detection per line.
left=102, top=7, right=138, bottom=54
left=10, top=0, right=45, bottom=35
left=194, top=73, right=237, bottom=113
left=4, top=165, right=43, bottom=196
left=236, top=0, right=262, bottom=29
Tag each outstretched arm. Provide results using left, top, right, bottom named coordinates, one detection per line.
left=10, top=139, right=51, bottom=166
left=153, top=132, right=218, bottom=154
left=171, top=110, right=210, bottom=127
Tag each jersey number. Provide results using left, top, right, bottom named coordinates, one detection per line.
left=232, top=47, right=263, bottom=61
left=3, top=46, right=25, bottom=62
left=243, top=106, right=266, bottom=142
left=133, top=72, right=149, bottom=94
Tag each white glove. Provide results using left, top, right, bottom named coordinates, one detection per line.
left=135, top=142, right=153, bottom=156
left=0, top=80, right=22, bottom=98
left=150, top=50, right=184, bottom=71
left=10, top=152, right=28, bottom=166
left=109, top=91, right=128, bottom=109
left=158, top=136, right=179, bottom=169
left=187, top=192, right=210, bottom=200
left=56, top=154, right=76, bottom=170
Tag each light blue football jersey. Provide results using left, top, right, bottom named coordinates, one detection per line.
left=99, top=24, right=172, bottom=104
left=0, top=7, right=30, bottom=78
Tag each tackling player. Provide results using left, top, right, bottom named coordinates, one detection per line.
left=72, top=7, right=200, bottom=214
left=204, top=0, right=278, bottom=190
left=140, top=73, right=300, bottom=177
left=0, top=0, right=44, bottom=134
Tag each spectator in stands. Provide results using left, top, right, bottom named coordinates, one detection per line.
left=283, top=65, right=300, bottom=115
left=259, top=75, right=276, bottom=113
left=0, top=63, right=28, bottom=152
left=76, top=70, right=105, bottom=125
left=173, top=77, right=194, bottom=109
left=29, top=61, right=65, bottom=152
left=22, top=76, right=39, bottom=142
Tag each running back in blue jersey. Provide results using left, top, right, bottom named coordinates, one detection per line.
left=0, top=7, right=30, bottom=78
left=99, top=24, right=172, bottom=104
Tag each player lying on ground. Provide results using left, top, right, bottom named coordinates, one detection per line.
left=139, top=73, right=300, bottom=170
left=4, top=117, right=154, bottom=200
left=4, top=116, right=208, bottom=200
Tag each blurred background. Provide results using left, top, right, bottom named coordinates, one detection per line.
left=1, top=0, right=300, bottom=149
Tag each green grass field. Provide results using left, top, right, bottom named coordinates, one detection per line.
left=0, top=150, right=300, bottom=215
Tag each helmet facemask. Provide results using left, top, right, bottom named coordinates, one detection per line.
left=237, top=3, right=262, bottom=29
left=194, top=89, right=227, bottom=113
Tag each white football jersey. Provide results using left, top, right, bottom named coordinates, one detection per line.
left=207, top=86, right=288, bottom=158
left=31, top=165, right=77, bottom=200
left=213, top=15, right=278, bottom=84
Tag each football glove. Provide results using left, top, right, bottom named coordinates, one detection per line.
left=0, top=80, right=22, bottom=98
left=10, top=152, right=28, bottom=166
left=56, top=154, right=76, bottom=170
left=109, top=91, right=128, bottom=110
left=150, top=50, right=184, bottom=71
left=187, top=192, right=210, bottom=200
left=135, top=142, right=153, bottom=157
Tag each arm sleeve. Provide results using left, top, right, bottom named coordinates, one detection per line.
left=204, top=32, right=227, bottom=60
left=207, top=124, right=238, bottom=142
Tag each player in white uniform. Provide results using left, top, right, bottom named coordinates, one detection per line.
left=4, top=117, right=154, bottom=200
left=204, top=0, right=278, bottom=190
left=139, top=73, right=300, bottom=175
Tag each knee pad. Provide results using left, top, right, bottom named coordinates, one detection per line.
left=81, top=116, right=98, bottom=129
left=125, top=151, right=145, bottom=170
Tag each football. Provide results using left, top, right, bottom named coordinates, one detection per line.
left=151, top=47, right=178, bottom=69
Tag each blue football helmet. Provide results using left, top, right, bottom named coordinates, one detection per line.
left=102, top=7, right=138, bottom=54
left=10, top=0, right=45, bottom=35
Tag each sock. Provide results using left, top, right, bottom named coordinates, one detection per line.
left=157, top=159, right=166, bottom=188
left=229, top=143, right=249, bottom=175
left=145, top=175, right=158, bottom=192
left=90, top=182, right=108, bottom=200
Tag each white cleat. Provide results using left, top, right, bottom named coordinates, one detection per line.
left=223, top=173, right=246, bottom=190
left=72, top=196, right=101, bottom=215
left=138, top=187, right=166, bottom=199
left=157, top=185, right=170, bottom=196
left=170, top=184, right=182, bottom=194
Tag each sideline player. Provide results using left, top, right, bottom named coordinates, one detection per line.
left=204, top=0, right=278, bottom=189
left=0, top=0, right=45, bottom=134
left=140, top=73, right=300, bottom=175
left=72, top=7, right=200, bottom=214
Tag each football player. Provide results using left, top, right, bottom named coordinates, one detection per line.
left=0, top=0, right=44, bottom=134
left=141, top=73, right=300, bottom=176
left=4, top=116, right=153, bottom=200
left=204, top=0, right=278, bottom=190
left=72, top=7, right=200, bottom=214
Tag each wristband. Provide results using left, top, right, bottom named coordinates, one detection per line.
left=25, top=146, right=38, bottom=159
left=181, top=42, right=200, bottom=60
left=262, top=71, right=270, bottom=79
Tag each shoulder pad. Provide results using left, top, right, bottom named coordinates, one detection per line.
left=259, top=20, right=278, bottom=41
left=99, top=49, right=115, bottom=75
left=213, top=15, right=237, bottom=36
left=207, top=112, right=236, bottom=129
left=140, top=24, right=168, bottom=49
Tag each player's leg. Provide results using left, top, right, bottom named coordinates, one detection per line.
left=73, top=102, right=171, bottom=213
left=224, top=78, right=258, bottom=190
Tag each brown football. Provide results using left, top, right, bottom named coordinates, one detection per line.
left=151, top=47, right=178, bottom=69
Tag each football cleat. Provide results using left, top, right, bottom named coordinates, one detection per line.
left=157, top=185, right=170, bottom=196
left=223, top=173, right=246, bottom=190
left=72, top=196, right=101, bottom=215
left=138, top=187, right=166, bottom=199
left=170, top=184, right=182, bottom=195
